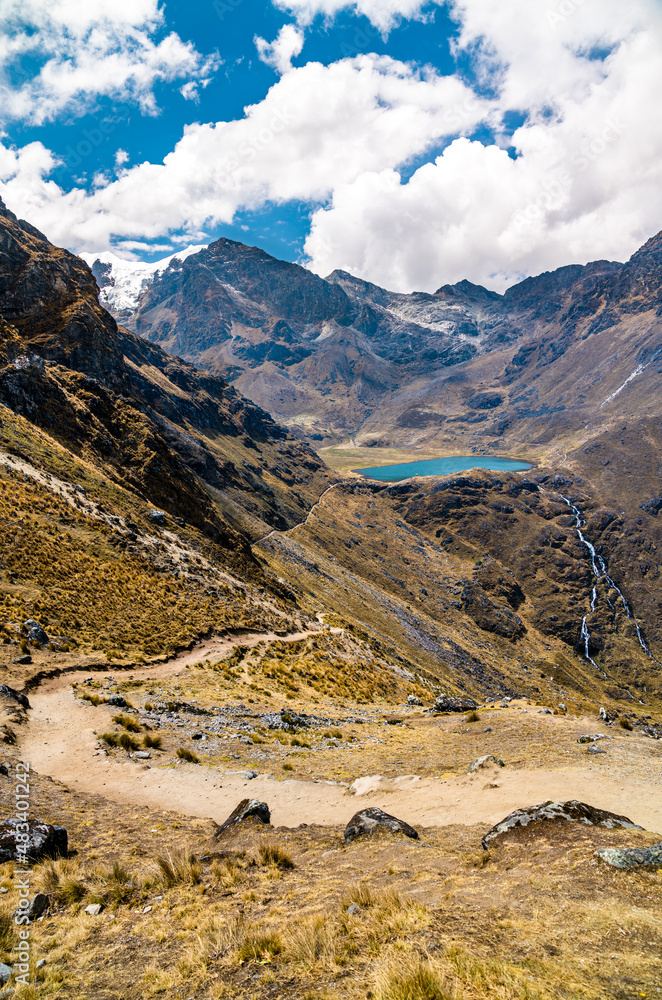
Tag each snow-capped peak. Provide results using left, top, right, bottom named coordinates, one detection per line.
left=80, top=245, right=205, bottom=315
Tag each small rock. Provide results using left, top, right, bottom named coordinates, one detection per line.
left=15, top=893, right=49, bottom=922
left=483, top=727, right=492, bottom=733
left=347, top=903, right=361, bottom=916
left=36, top=959, right=46, bottom=970
left=0, top=765, right=8, bottom=778
left=558, top=703, right=567, bottom=712
left=344, top=808, right=419, bottom=845
left=84, top=904, right=103, bottom=916
left=191, top=732, right=204, bottom=741
left=143, top=905, right=152, bottom=913
left=586, top=744, right=607, bottom=755
left=10, top=656, right=30, bottom=665
left=133, top=751, right=151, bottom=760
left=468, top=755, right=505, bottom=773
left=482, top=800, right=641, bottom=849
left=147, top=510, right=167, bottom=525
left=596, top=842, right=662, bottom=869
left=578, top=734, right=609, bottom=744
left=539, top=708, right=552, bottom=715
left=407, top=695, right=422, bottom=707
left=0, top=966, right=11, bottom=987
left=215, top=799, right=271, bottom=836
left=225, top=770, right=258, bottom=780
left=107, top=695, right=127, bottom=708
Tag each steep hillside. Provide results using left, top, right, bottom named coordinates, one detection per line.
left=0, top=199, right=334, bottom=546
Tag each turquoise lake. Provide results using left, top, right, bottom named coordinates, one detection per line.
left=353, top=455, right=533, bottom=482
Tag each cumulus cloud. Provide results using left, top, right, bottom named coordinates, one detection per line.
left=272, top=0, right=438, bottom=34
left=303, top=0, right=662, bottom=290
left=0, top=55, right=489, bottom=252
left=1, top=0, right=661, bottom=292
left=255, top=24, right=305, bottom=74
left=0, top=0, right=218, bottom=124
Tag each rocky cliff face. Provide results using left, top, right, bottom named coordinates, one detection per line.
left=89, top=232, right=661, bottom=452
left=0, top=199, right=334, bottom=565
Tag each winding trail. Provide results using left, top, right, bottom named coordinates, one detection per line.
left=16, top=631, right=662, bottom=834
left=256, top=482, right=342, bottom=545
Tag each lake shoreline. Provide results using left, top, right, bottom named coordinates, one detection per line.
left=352, top=454, right=536, bottom=483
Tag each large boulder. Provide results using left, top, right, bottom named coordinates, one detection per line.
left=344, top=807, right=419, bottom=845
left=433, top=693, right=478, bottom=713
left=214, top=799, right=271, bottom=836
left=0, top=819, right=68, bottom=863
left=24, top=619, right=49, bottom=645
left=482, top=800, right=641, bottom=849
left=596, top=843, right=662, bottom=869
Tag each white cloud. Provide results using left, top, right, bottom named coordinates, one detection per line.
left=255, top=24, right=305, bottom=74
left=272, top=0, right=438, bottom=34
left=1, top=0, right=662, bottom=294
left=0, top=55, right=489, bottom=251
left=0, top=0, right=218, bottom=124
left=303, top=0, right=662, bottom=290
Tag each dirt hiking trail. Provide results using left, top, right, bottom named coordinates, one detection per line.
left=16, top=632, right=662, bottom=834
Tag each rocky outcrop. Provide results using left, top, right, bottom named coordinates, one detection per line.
left=461, top=581, right=526, bottom=640
left=214, top=799, right=271, bottom=836
left=0, top=819, right=68, bottom=863
left=482, top=800, right=642, bottom=849
left=344, top=808, right=419, bottom=844
left=433, top=693, right=478, bottom=713
left=0, top=197, right=335, bottom=562
left=596, top=842, right=662, bottom=869
left=468, top=755, right=505, bottom=773
left=0, top=685, right=30, bottom=711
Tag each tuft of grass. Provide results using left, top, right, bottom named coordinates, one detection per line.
left=0, top=910, right=14, bottom=957
left=344, top=882, right=376, bottom=909
left=465, top=710, right=480, bottom=723
left=118, top=732, right=140, bottom=752
left=619, top=717, right=633, bottom=731
left=153, top=850, right=201, bottom=889
left=80, top=692, right=106, bottom=706
left=376, top=958, right=451, bottom=1000
left=99, top=732, right=119, bottom=747
left=282, top=762, right=294, bottom=772
left=258, top=844, right=295, bottom=870
left=143, top=733, right=163, bottom=750
left=286, top=916, right=336, bottom=968
left=238, top=930, right=283, bottom=964
left=113, top=713, right=141, bottom=733
left=35, top=859, right=88, bottom=908
left=176, top=747, right=200, bottom=763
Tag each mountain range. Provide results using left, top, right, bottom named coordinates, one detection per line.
left=86, top=236, right=662, bottom=471
left=1, top=196, right=661, bottom=712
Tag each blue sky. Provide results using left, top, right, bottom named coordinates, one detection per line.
left=6, top=1, right=460, bottom=263
left=0, top=1, right=660, bottom=292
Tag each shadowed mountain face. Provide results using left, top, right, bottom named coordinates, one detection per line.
left=92, top=235, right=648, bottom=444
left=0, top=199, right=334, bottom=567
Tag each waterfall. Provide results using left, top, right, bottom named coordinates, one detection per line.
left=554, top=492, right=660, bottom=669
